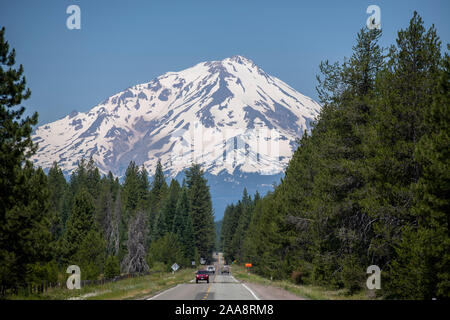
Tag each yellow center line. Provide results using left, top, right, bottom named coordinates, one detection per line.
left=202, top=254, right=219, bottom=300
left=202, top=282, right=212, bottom=300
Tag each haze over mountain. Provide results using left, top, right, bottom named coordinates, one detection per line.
left=31, top=55, right=321, bottom=218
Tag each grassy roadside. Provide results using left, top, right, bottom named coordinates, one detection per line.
left=231, top=264, right=373, bottom=300
left=7, top=268, right=196, bottom=300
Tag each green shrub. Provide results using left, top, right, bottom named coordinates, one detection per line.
left=104, top=255, right=120, bottom=279
left=151, top=262, right=167, bottom=273
left=147, top=233, right=185, bottom=270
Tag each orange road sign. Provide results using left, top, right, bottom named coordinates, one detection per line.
left=245, top=263, right=252, bottom=268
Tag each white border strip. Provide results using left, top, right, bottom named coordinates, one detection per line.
left=147, top=284, right=180, bottom=300
left=241, top=283, right=260, bottom=300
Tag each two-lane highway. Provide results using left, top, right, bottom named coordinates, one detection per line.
left=148, top=253, right=259, bottom=300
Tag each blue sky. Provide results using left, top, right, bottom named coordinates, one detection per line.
left=1, top=0, right=449, bottom=126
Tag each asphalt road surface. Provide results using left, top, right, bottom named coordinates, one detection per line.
left=148, top=252, right=260, bottom=300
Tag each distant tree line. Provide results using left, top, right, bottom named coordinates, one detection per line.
left=221, top=13, right=449, bottom=299
left=0, top=26, right=216, bottom=292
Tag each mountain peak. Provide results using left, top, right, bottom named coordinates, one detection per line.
left=225, top=55, right=254, bottom=65
left=31, top=57, right=321, bottom=178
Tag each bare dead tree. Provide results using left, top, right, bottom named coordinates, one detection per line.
left=104, top=189, right=121, bottom=256
left=121, top=211, right=149, bottom=273
left=112, top=189, right=121, bottom=255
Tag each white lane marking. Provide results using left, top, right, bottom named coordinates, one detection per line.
left=190, top=279, right=195, bottom=283
left=241, top=283, right=260, bottom=300
left=147, top=284, right=180, bottom=300
left=230, top=275, right=240, bottom=283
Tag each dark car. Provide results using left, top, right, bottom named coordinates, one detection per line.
left=196, top=270, right=210, bottom=283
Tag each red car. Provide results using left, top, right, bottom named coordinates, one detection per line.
left=196, top=270, right=210, bottom=283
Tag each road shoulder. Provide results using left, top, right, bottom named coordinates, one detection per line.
left=242, top=281, right=306, bottom=300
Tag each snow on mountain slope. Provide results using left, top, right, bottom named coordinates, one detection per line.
left=31, top=55, right=321, bottom=178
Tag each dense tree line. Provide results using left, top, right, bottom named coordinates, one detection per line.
left=0, top=26, right=216, bottom=292
left=221, top=188, right=260, bottom=263
left=221, top=13, right=449, bottom=299
left=29, top=158, right=214, bottom=284
left=4, top=156, right=215, bottom=289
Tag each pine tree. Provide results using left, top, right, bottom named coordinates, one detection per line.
left=47, top=161, right=68, bottom=240
left=388, top=50, right=449, bottom=299
left=107, top=171, right=120, bottom=201
left=172, top=183, right=188, bottom=237
left=0, top=27, right=52, bottom=288
left=0, top=164, right=53, bottom=287
left=366, top=12, right=443, bottom=286
left=155, top=179, right=180, bottom=238
left=139, top=165, right=150, bottom=203
left=148, top=160, right=168, bottom=242
left=69, top=158, right=86, bottom=195
left=149, top=160, right=168, bottom=215
left=0, top=27, right=37, bottom=192
left=122, top=161, right=141, bottom=214
left=186, top=164, right=215, bottom=261
left=61, top=188, right=95, bottom=264
left=69, top=157, right=100, bottom=197
left=86, top=157, right=101, bottom=199
left=95, top=176, right=113, bottom=236
left=172, top=184, right=197, bottom=262
left=307, top=27, right=384, bottom=289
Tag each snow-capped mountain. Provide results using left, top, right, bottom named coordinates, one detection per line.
left=31, top=55, right=320, bottom=181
